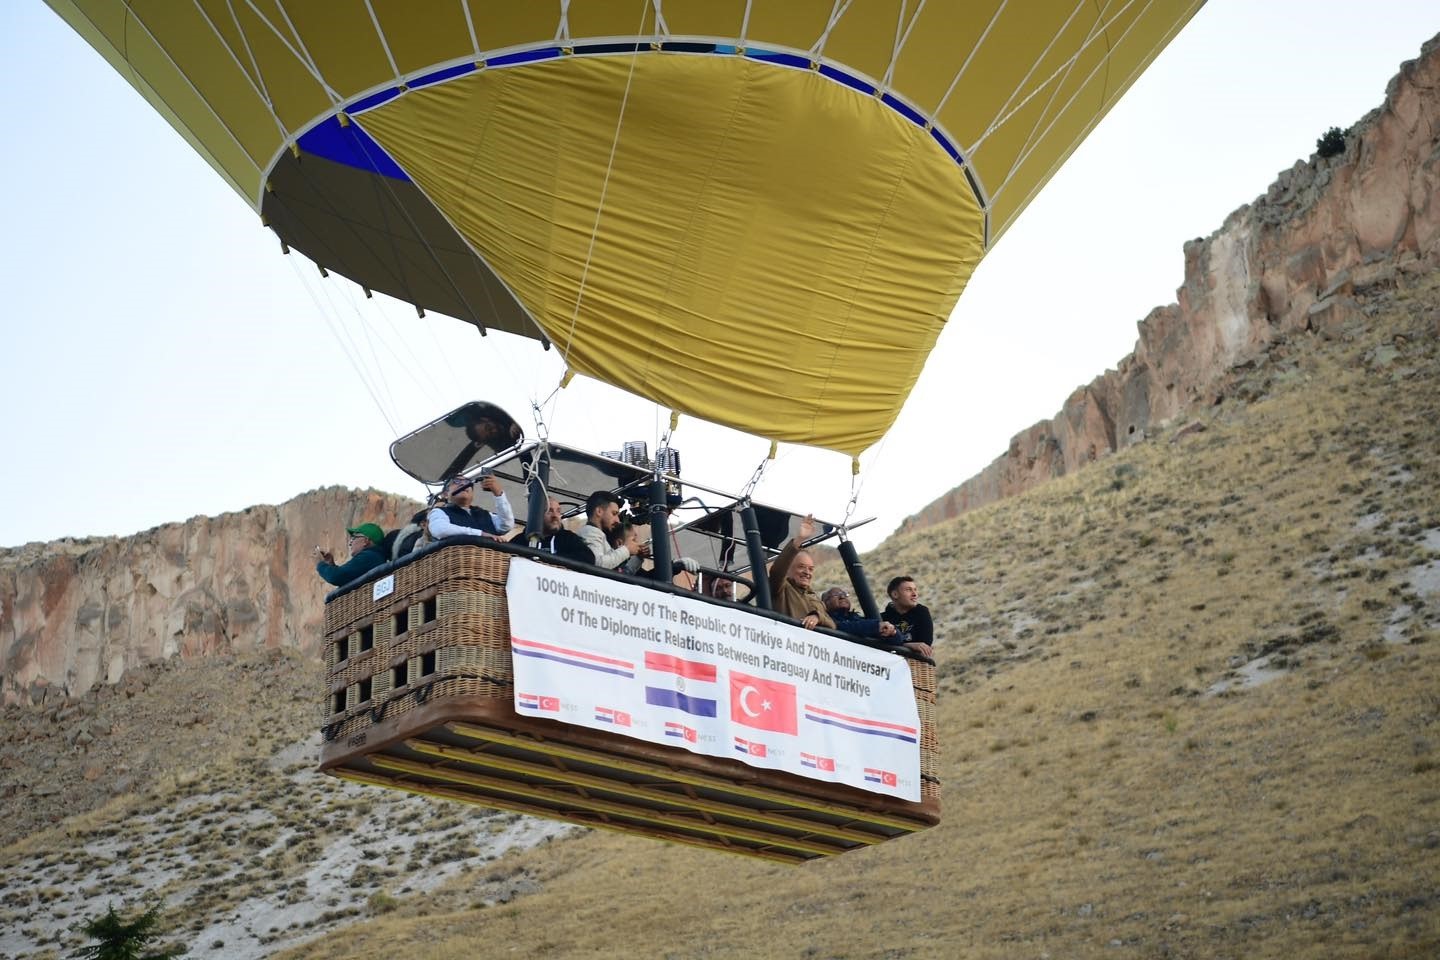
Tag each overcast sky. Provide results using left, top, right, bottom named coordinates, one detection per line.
left=1, top=3, right=1435, bottom=552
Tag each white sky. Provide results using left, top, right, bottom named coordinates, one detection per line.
left=1, top=3, right=1435, bottom=551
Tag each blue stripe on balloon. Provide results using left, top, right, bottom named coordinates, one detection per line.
left=411, top=61, right=477, bottom=89
left=296, top=117, right=409, bottom=181
left=293, top=46, right=971, bottom=186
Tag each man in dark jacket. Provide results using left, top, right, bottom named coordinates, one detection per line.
left=534, top=496, right=594, bottom=565
left=427, top=473, right=514, bottom=541
left=881, top=575, right=933, bottom=657
left=313, top=523, right=388, bottom=587
left=821, top=587, right=898, bottom=641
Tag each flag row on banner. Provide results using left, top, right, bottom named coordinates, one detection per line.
left=506, top=558, right=922, bottom=801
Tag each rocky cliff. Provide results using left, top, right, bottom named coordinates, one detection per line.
left=0, top=488, right=418, bottom=706
left=902, top=34, right=1440, bottom=533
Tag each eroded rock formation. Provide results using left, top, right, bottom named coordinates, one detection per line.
left=0, top=488, right=418, bottom=706
left=903, top=34, right=1440, bottom=532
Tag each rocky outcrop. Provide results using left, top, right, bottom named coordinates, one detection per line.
left=903, top=34, right=1440, bottom=532
left=0, top=488, right=418, bottom=706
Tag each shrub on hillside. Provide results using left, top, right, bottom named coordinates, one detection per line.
left=71, top=901, right=183, bottom=959
left=1316, top=126, right=1346, bottom=158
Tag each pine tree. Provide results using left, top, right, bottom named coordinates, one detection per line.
left=71, top=902, right=184, bottom=960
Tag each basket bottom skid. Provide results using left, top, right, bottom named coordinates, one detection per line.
left=322, top=695, right=938, bottom=864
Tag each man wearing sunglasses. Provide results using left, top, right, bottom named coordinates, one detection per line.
left=821, top=587, right=898, bottom=641
left=427, top=472, right=515, bottom=542
left=313, top=523, right=389, bottom=587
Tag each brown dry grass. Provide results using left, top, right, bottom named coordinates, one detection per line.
left=270, top=273, right=1440, bottom=959
left=4, top=273, right=1435, bottom=960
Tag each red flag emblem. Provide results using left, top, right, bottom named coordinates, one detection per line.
left=729, top=671, right=797, bottom=735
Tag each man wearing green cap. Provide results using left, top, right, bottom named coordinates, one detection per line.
left=313, top=523, right=389, bottom=587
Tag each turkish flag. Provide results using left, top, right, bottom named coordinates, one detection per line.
left=729, top=671, right=797, bottom=735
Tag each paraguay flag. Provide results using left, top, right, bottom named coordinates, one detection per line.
left=733, top=736, right=767, bottom=758
left=512, top=637, right=635, bottom=678
left=594, top=706, right=631, bottom=726
left=800, top=752, right=836, bottom=772
left=864, top=767, right=899, bottom=787
left=644, top=651, right=718, bottom=718
left=517, top=692, right=560, bottom=712
left=664, top=721, right=697, bottom=743
left=803, top=704, right=917, bottom=743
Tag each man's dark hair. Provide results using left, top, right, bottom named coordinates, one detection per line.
left=886, top=575, right=914, bottom=597
left=585, top=490, right=621, bottom=519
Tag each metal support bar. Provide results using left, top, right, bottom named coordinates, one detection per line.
left=838, top=538, right=880, bottom=620
left=740, top=503, right=772, bottom=611
left=524, top=448, right=550, bottom=545
left=648, top=474, right=672, bottom=581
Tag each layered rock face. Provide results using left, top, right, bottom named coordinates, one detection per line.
left=0, top=488, right=418, bottom=706
left=903, top=34, right=1440, bottom=532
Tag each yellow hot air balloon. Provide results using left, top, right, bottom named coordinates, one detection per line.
left=47, top=1, right=1203, bottom=861
left=46, top=0, right=1202, bottom=455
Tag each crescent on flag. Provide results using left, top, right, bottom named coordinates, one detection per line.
left=739, top=685, right=763, bottom=719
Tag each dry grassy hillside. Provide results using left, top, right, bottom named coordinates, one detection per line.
left=2, top=272, right=1436, bottom=960
left=272, top=273, right=1439, bottom=958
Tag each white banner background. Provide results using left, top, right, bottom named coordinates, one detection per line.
left=507, top=558, right=921, bottom=801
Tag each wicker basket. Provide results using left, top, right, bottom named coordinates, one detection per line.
left=320, top=541, right=940, bottom=861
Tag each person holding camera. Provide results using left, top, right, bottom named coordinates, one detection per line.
left=579, top=490, right=647, bottom=569
left=427, top=473, right=514, bottom=542
left=313, top=523, right=389, bottom=587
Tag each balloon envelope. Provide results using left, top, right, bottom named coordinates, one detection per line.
left=46, top=0, right=1202, bottom=455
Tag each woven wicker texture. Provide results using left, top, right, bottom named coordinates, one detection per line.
left=322, top=543, right=941, bottom=817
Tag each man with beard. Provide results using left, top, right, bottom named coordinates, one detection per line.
left=533, top=496, right=593, bottom=565
left=427, top=473, right=514, bottom=541
left=768, top=514, right=834, bottom=630
left=579, top=490, right=648, bottom=569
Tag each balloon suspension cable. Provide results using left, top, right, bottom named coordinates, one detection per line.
left=556, top=0, right=650, bottom=374
left=286, top=254, right=399, bottom=436
left=522, top=440, right=552, bottom=496
left=530, top=399, right=550, bottom=444
left=740, top=450, right=771, bottom=502
left=843, top=468, right=861, bottom=535
left=656, top=411, right=678, bottom=462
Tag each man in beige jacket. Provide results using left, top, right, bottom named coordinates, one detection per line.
left=768, top=514, right=835, bottom=630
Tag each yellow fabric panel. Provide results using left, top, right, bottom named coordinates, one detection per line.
left=453, top=3, right=559, bottom=55
left=816, top=0, right=909, bottom=78
left=49, top=0, right=1201, bottom=230
left=46, top=0, right=264, bottom=202
left=223, top=1, right=334, bottom=136
left=367, top=0, right=473, bottom=75
left=357, top=54, right=983, bottom=455
left=955, top=7, right=1105, bottom=189
left=977, top=0, right=1201, bottom=241
left=131, top=2, right=278, bottom=166
left=985, top=49, right=1111, bottom=238
left=564, top=0, right=661, bottom=39
left=261, top=0, right=399, bottom=98
left=47, top=0, right=1201, bottom=452
left=609, top=0, right=744, bottom=39
left=742, top=2, right=851, bottom=56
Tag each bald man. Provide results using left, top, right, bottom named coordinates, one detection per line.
left=768, top=514, right=835, bottom=631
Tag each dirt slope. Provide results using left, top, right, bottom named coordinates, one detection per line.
left=3, top=274, right=1437, bottom=960
left=270, top=265, right=1439, bottom=959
